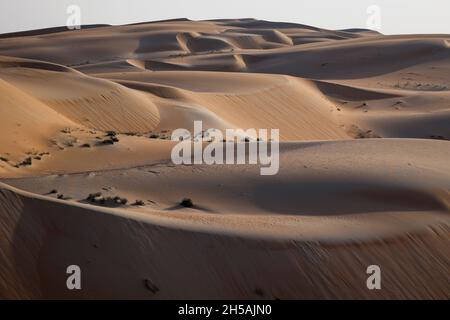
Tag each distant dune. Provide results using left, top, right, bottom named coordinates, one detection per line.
left=0, top=19, right=449, bottom=299
left=0, top=24, right=111, bottom=39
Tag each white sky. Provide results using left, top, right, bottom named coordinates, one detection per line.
left=1, top=0, right=449, bottom=35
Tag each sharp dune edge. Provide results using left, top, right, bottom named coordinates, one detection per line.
left=0, top=19, right=449, bottom=299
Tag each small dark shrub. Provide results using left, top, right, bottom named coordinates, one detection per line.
left=143, top=279, right=159, bottom=294
left=19, top=157, right=32, bottom=167
left=133, top=200, right=145, bottom=206
left=86, top=193, right=127, bottom=206
left=101, top=139, right=115, bottom=145
left=87, top=192, right=102, bottom=201
left=429, top=135, right=447, bottom=141
left=254, top=288, right=265, bottom=297
left=180, top=198, right=193, bottom=208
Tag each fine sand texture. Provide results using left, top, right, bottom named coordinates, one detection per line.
left=0, top=19, right=449, bottom=299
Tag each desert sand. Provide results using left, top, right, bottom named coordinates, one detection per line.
left=0, top=19, right=449, bottom=299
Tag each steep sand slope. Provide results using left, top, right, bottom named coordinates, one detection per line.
left=0, top=78, right=76, bottom=159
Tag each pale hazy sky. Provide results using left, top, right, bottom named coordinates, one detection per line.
left=1, top=0, right=449, bottom=35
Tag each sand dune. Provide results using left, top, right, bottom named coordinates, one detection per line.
left=0, top=19, right=449, bottom=299
left=1, top=181, right=449, bottom=300
left=98, top=71, right=349, bottom=140
left=5, top=139, right=450, bottom=215
left=0, top=56, right=160, bottom=133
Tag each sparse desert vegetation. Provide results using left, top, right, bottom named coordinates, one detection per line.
left=99, top=134, right=119, bottom=145
left=132, top=199, right=145, bottom=206
left=86, top=192, right=129, bottom=207
left=16, top=157, right=32, bottom=167
left=348, top=125, right=381, bottom=139
left=180, top=198, right=193, bottom=208
left=429, top=135, right=448, bottom=141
